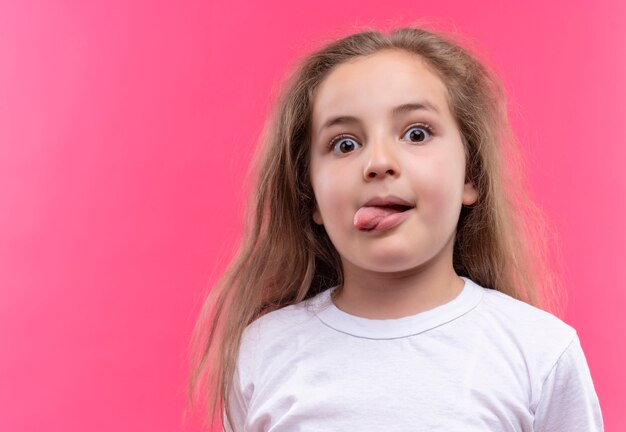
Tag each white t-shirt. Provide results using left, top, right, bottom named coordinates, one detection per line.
left=224, top=276, right=604, bottom=431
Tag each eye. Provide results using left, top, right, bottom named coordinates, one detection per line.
left=328, top=134, right=362, bottom=155
left=402, top=123, right=434, bottom=144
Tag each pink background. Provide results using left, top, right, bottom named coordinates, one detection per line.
left=1, top=0, right=624, bottom=430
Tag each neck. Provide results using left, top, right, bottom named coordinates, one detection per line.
left=332, top=239, right=464, bottom=320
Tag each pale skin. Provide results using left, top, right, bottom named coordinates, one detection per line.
left=309, top=49, right=479, bottom=320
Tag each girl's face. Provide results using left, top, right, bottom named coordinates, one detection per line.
left=309, top=49, right=478, bottom=274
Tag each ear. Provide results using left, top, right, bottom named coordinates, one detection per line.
left=462, top=181, right=479, bottom=206
left=313, top=205, right=323, bottom=225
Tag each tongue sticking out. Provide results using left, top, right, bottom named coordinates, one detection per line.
left=353, top=205, right=408, bottom=231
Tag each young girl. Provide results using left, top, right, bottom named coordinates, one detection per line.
left=186, top=26, right=604, bottom=431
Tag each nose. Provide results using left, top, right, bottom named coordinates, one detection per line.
left=363, top=137, right=400, bottom=181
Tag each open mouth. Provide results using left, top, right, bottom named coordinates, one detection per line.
left=354, top=204, right=413, bottom=231
left=378, top=204, right=412, bottom=212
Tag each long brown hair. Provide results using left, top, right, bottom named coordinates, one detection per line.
left=185, top=24, right=566, bottom=431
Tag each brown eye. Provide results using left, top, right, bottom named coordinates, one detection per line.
left=329, top=135, right=361, bottom=154
left=403, top=124, right=433, bottom=144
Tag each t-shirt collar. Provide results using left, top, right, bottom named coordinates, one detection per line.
left=311, top=276, right=484, bottom=339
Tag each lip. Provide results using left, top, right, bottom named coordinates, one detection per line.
left=361, top=194, right=415, bottom=208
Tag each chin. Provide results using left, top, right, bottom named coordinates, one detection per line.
left=356, top=253, right=420, bottom=273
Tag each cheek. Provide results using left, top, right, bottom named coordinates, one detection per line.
left=311, top=161, right=353, bottom=210
left=412, top=158, right=464, bottom=221
left=314, top=174, right=352, bottom=214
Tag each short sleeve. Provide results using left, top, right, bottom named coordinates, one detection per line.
left=533, top=334, right=604, bottom=431
left=223, top=364, right=248, bottom=432
left=223, top=324, right=259, bottom=432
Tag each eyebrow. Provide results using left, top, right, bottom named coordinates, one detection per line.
left=317, top=100, right=441, bottom=135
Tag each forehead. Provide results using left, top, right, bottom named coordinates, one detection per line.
left=311, top=50, right=451, bottom=132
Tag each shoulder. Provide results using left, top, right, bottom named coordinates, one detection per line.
left=473, top=283, right=580, bottom=405
left=236, top=289, right=331, bottom=378
left=479, top=285, right=576, bottom=348
left=242, top=290, right=329, bottom=345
